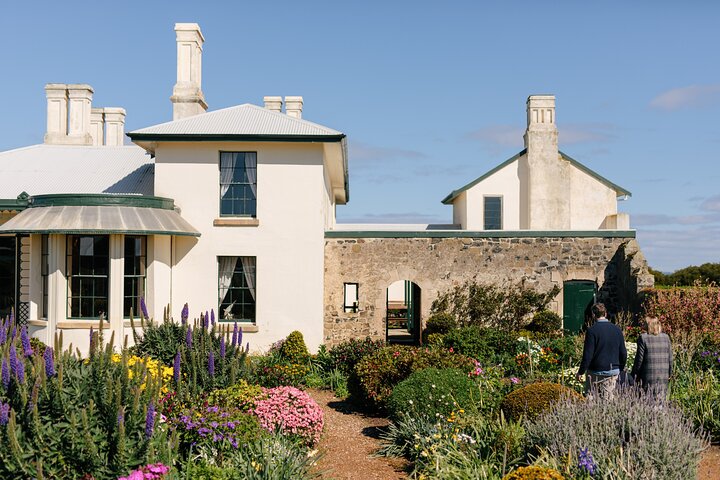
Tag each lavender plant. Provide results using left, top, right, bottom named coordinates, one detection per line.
left=526, top=390, right=709, bottom=479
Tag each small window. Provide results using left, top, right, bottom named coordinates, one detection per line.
left=484, top=196, right=502, bottom=230
left=41, top=235, right=49, bottom=319
left=218, top=256, right=256, bottom=322
left=344, top=283, right=359, bottom=313
left=220, top=152, right=257, bottom=217
left=67, top=235, right=109, bottom=319
left=123, top=236, right=146, bottom=317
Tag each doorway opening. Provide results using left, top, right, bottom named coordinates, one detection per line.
left=386, top=280, right=421, bottom=344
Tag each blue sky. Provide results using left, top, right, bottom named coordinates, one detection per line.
left=1, top=1, right=718, bottom=271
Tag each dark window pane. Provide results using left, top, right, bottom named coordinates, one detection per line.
left=219, top=152, right=257, bottom=216
left=484, top=197, right=502, bottom=230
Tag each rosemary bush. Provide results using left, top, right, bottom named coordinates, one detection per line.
left=526, top=390, right=709, bottom=479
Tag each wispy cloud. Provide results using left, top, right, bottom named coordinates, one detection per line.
left=700, top=194, right=720, bottom=212
left=649, top=84, right=720, bottom=111
left=464, top=125, right=524, bottom=147
left=632, top=212, right=720, bottom=227
left=637, top=226, right=720, bottom=272
left=349, top=141, right=427, bottom=163
left=339, top=212, right=448, bottom=224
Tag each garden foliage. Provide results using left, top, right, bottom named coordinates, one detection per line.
left=351, top=345, right=476, bottom=411
left=527, top=391, right=708, bottom=479
left=279, top=331, right=310, bottom=363
left=328, top=337, right=385, bottom=375
left=502, top=466, right=565, bottom=480
left=644, top=282, right=720, bottom=344
left=387, top=367, right=478, bottom=421
left=525, top=310, right=562, bottom=338
left=430, top=281, right=560, bottom=332
left=500, top=382, right=582, bottom=421
left=253, top=386, right=324, bottom=446
left=423, top=313, right=458, bottom=337
left=0, top=321, right=173, bottom=479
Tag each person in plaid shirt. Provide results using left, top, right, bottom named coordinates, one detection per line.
left=630, top=317, right=673, bottom=396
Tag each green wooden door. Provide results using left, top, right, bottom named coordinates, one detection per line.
left=563, top=281, right=596, bottom=333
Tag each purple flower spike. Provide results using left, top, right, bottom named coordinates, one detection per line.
left=220, top=337, right=226, bottom=359
left=145, top=402, right=155, bottom=438
left=0, top=402, right=9, bottom=425
left=20, top=327, right=32, bottom=357
left=1, top=358, right=9, bottom=390
left=0, top=320, right=6, bottom=346
left=246, top=342, right=250, bottom=353
left=16, top=358, right=24, bottom=384
left=208, top=350, right=215, bottom=376
left=186, top=327, right=193, bottom=350
left=140, top=297, right=149, bottom=319
left=231, top=322, right=238, bottom=347
left=210, top=309, right=215, bottom=326
left=173, top=351, right=181, bottom=384
left=238, top=329, right=243, bottom=349
left=204, top=311, right=209, bottom=329
left=44, top=347, right=55, bottom=377
left=181, top=303, right=189, bottom=325
left=9, top=346, right=18, bottom=376
left=117, top=408, right=125, bottom=427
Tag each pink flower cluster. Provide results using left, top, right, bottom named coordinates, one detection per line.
left=118, top=463, right=169, bottom=480
left=469, top=359, right=484, bottom=377
left=253, top=386, right=324, bottom=446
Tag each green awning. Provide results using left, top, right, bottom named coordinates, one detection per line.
left=0, top=205, right=200, bottom=237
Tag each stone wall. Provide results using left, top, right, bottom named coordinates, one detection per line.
left=323, top=234, right=653, bottom=347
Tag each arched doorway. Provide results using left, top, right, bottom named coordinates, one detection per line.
left=386, top=280, right=421, bottom=344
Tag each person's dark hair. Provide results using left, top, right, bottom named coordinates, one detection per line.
left=591, top=303, right=607, bottom=319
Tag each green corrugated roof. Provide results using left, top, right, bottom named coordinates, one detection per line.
left=441, top=149, right=631, bottom=205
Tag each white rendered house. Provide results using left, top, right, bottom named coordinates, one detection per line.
left=0, top=23, right=648, bottom=353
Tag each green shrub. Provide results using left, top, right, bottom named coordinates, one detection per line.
left=527, top=391, right=709, bottom=479
left=279, top=331, right=309, bottom=363
left=207, top=380, right=265, bottom=412
left=425, top=333, right=446, bottom=347
left=431, top=281, right=560, bottom=332
left=503, top=466, right=565, bottom=480
left=424, top=312, right=458, bottom=336
left=350, top=346, right=475, bottom=411
left=387, top=368, right=477, bottom=421
left=130, top=314, right=186, bottom=364
left=500, top=382, right=582, bottom=421
left=443, top=326, right=519, bottom=367
left=0, top=327, right=173, bottom=479
left=671, top=368, right=720, bottom=441
left=251, top=357, right=309, bottom=388
left=526, top=310, right=562, bottom=338
left=328, top=337, right=384, bottom=375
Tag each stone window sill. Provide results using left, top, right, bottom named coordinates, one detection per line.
left=213, top=218, right=259, bottom=227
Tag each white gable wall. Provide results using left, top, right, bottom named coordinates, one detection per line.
left=461, top=158, right=521, bottom=230
left=568, top=162, right=618, bottom=229
left=153, top=141, right=327, bottom=351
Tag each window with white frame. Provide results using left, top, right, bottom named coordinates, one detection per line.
left=344, top=283, right=359, bottom=313
left=66, top=235, right=109, bottom=319
left=483, top=196, right=502, bottom=230
left=219, top=152, right=257, bottom=217
left=218, top=256, right=256, bottom=322
left=123, top=236, right=146, bottom=317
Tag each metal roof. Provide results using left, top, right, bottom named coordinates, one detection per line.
left=0, top=144, right=154, bottom=198
left=441, top=149, right=631, bottom=204
left=0, top=204, right=200, bottom=237
left=128, top=104, right=344, bottom=138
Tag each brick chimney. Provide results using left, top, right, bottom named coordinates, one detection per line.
left=521, top=95, right=570, bottom=229
left=171, top=23, right=207, bottom=120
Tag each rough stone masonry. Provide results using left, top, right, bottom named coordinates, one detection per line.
left=323, top=235, right=654, bottom=347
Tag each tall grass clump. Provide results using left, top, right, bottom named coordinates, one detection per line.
left=526, top=390, right=709, bottom=479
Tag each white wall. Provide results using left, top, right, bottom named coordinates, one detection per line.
left=568, top=164, right=618, bottom=229
left=461, top=159, right=521, bottom=230
left=387, top=280, right=405, bottom=302
left=154, top=141, right=328, bottom=351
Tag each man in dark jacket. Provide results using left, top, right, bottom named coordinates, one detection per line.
left=576, top=303, right=627, bottom=399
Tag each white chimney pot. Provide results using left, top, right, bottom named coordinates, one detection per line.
left=171, top=23, right=207, bottom=120
left=103, top=107, right=126, bottom=147
left=263, top=96, right=283, bottom=113
left=285, top=96, right=304, bottom=119
left=44, top=83, right=68, bottom=145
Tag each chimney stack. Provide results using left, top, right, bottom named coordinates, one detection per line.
left=44, top=84, right=68, bottom=144
left=521, top=95, right=569, bottom=229
left=67, top=84, right=94, bottom=145
left=263, top=96, right=283, bottom=113
left=103, top=108, right=126, bottom=146
left=285, top=96, right=303, bottom=119
left=90, top=108, right=105, bottom=146
left=171, top=23, right=207, bottom=120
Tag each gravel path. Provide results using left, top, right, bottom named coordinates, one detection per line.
left=309, top=389, right=408, bottom=480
